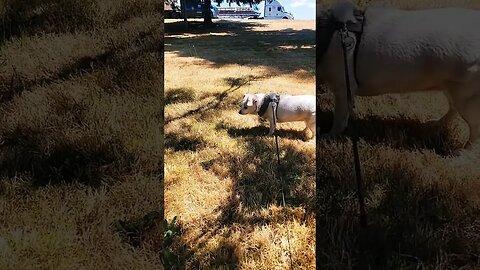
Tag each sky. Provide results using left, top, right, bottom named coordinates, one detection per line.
left=217, top=0, right=315, bottom=20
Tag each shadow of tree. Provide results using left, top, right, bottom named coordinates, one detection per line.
left=0, top=134, right=132, bottom=187
left=1, top=23, right=161, bottom=103
left=316, top=160, right=480, bottom=269
left=227, top=126, right=306, bottom=141
left=165, top=20, right=262, bottom=35
left=164, top=131, right=206, bottom=152
left=0, top=21, right=162, bottom=187
left=316, top=107, right=462, bottom=156
left=165, top=88, right=197, bottom=105
left=165, top=20, right=315, bottom=77
left=165, top=74, right=263, bottom=124
left=172, top=135, right=315, bottom=268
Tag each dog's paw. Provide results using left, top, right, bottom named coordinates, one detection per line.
left=306, top=139, right=316, bottom=145
left=303, top=132, right=315, bottom=142
left=304, top=137, right=316, bottom=143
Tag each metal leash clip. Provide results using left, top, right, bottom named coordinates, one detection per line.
left=340, top=24, right=355, bottom=50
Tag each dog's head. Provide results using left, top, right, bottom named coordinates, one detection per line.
left=238, top=94, right=259, bottom=115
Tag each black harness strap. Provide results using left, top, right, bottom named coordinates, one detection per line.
left=258, top=93, right=280, bottom=117
left=352, top=10, right=365, bottom=87
left=335, top=9, right=365, bottom=87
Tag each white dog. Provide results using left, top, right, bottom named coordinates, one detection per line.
left=238, top=93, right=316, bottom=140
left=318, top=1, right=480, bottom=148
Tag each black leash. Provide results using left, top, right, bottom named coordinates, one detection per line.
left=271, top=98, right=295, bottom=269
left=340, top=24, right=367, bottom=228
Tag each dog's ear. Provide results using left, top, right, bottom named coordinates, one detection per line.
left=246, top=97, right=253, bottom=107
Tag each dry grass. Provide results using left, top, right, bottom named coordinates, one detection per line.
left=317, top=0, right=480, bottom=269
left=164, top=19, right=315, bottom=269
left=0, top=0, right=162, bottom=38
left=0, top=1, right=162, bottom=269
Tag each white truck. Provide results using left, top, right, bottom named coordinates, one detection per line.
left=217, top=6, right=261, bottom=19
left=264, top=0, right=294, bottom=20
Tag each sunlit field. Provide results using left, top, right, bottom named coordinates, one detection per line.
left=164, top=19, right=316, bottom=269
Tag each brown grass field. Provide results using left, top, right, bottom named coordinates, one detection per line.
left=2, top=0, right=480, bottom=269
left=317, top=0, right=480, bottom=269
left=164, top=19, right=316, bottom=269
left=0, top=1, right=163, bottom=269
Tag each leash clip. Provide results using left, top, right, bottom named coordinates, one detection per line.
left=340, top=24, right=355, bottom=50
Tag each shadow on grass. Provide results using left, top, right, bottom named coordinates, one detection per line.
left=0, top=23, right=162, bottom=187
left=113, top=210, right=162, bottom=248
left=224, top=136, right=314, bottom=209
left=164, top=131, right=206, bottom=152
left=165, top=88, right=197, bottom=105
left=0, top=50, right=114, bottom=103
left=172, top=134, right=315, bottom=268
left=165, top=20, right=315, bottom=76
left=316, top=108, right=462, bottom=156
left=316, top=161, right=480, bottom=269
left=169, top=219, right=239, bottom=269
left=165, top=74, right=263, bottom=124
left=227, top=126, right=306, bottom=141
left=1, top=21, right=162, bottom=103
left=165, top=20, right=262, bottom=35
left=0, top=135, right=132, bottom=187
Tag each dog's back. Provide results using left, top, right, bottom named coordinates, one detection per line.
left=356, top=7, right=480, bottom=94
left=276, top=95, right=316, bottom=123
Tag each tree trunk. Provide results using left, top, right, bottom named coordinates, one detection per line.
left=203, top=0, right=212, bottom=24
left=181, top=0, right=188, bottom=29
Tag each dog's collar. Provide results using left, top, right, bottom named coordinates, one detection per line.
left=257, top=93, right=280, bottom=117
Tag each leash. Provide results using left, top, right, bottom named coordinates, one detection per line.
left=271, top=100, right=283, bottom=203
left=270, top=98, right=295, bottom=269
left=340, top=24, right=367, bottom=228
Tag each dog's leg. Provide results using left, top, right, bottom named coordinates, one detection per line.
left=328, top=89, right=349, bottom=136
left=464, top=104, right=480, bottom=149
left=450, top=85, right=480, bottom=148
left=430, top=90, right=457, bottom=125
left=303, top=126, right=310, bottom=140
left=426, top=90, right=457, bottom=128
left=439, top=91, right=458, bottom=125
left=306, top=115, right=316, bottom=140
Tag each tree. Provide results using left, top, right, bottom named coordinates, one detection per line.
left=203, top=0, right=213, bottom=24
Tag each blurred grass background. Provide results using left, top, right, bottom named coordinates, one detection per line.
left=0, top=0, right=163, bottom=269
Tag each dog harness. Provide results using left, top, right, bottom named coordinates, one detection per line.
left=317, top=7, right=365, bottom=86
left=257, top=93, right=280, bottom=118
